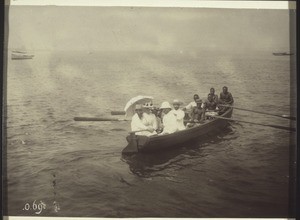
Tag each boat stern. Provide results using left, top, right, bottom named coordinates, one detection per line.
left=122, top=134, right=150, bottom=154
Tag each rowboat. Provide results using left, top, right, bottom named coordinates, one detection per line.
left=122, top=107, right=233, bottom=154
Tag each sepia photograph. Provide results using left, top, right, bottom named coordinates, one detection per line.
left=2, top=0, right=297, bottom=219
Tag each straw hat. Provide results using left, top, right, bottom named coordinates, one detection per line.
left=160, top=101, right=172, bottom=109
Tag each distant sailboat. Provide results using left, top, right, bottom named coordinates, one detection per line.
left=272, top=52, right=294, bottom=56
left=12, top=50, right=27, bottom=54
left=11, top=50, right=34, bottom=60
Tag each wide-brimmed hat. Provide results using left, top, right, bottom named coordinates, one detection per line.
left=172, top=99, right=183, bottom=105
left=160, top=101, right=172, bottom=109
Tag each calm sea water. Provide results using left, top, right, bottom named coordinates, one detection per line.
left=4, top=50, right=296, bottom=217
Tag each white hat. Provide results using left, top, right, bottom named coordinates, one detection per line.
left=172, top=99, right=182, bottom=105
left=160, top=101, right=172, bottom=109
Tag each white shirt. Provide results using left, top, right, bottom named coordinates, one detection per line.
left=131, top=113, right=157, bottom=136
left=185, top=101, right=197, bottom=111
left=170, top=109, right=185, bottom=131
left=160, top=111, right=178, bottom=135
left=185, top=101, right=204, bottom=110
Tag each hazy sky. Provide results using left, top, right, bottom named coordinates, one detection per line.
left=7, top=6, right=291, bottom=52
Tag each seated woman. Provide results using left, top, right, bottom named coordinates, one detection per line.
left=131, top=104, right=157, bottom=136
left=159, top=101, right=178, bottom=135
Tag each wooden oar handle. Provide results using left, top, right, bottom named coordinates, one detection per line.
left=111, top=111, right=126, bottom=115
left=74, top=117, right=129, bottom=121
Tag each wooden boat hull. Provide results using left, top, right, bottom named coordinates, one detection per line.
left=122, top=108, right=233, bottom=154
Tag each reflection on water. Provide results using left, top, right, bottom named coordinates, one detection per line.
left=122, top=126, right=237, bottom=178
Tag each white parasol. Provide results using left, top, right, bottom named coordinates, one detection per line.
left=124, top=95, right=154, bottom=118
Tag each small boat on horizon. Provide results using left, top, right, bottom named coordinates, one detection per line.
left=272, top=52, right=294, bottom=56
left=12, top=50, right=28, bottom=54
left=11, top=51, right=34, bottom=60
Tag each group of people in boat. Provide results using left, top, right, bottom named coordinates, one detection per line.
left=131, top=86, right=234, bottom=136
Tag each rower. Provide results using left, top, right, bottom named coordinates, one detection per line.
left=208, top=87, right=218, bottom=103
left=218, top=86, right=234, bottom=114
left=183, top=94, right=200, bottom=118
left=203, top=94, right=219, bottom=119
left=186, top=98, right=205, bottom=127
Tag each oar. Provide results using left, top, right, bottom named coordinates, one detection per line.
left=214, top=115, right=296, bottom=132
left=74, top=117, right=129, bottom=121
left=218, top=104, right=296, bottom=120
left=111, top=111, right=126, bottom=115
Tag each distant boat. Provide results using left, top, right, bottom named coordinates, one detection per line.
left=11, top=51, right=34, bottom=60
left=272, top=52, right=294, bottom=56
left=12, top=50, right=27, bottom=54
